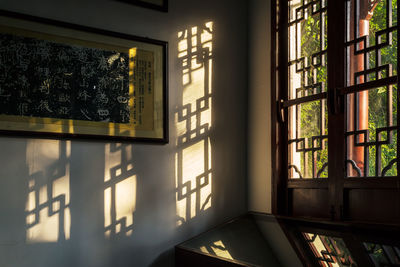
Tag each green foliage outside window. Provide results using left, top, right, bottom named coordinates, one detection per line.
left=300, top=8, right=328, bottom=178
left=367, top=0, right=397, bottom=176
left=299, top=0, right=397, bottom=177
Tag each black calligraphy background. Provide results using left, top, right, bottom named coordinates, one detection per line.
left=0, top=32, right=130, bottom=123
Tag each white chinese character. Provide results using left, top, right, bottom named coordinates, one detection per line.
left=78, top=90, right=91, bottom=101
left=57, top=50, right=68, bottom=62
left=80, top=109, right=92, bottom=120
left=98, top=77, right=108, bottom=89
left=38, top=100, right=52, bottom=113
left=59, top=93, right=70, bottom=103
left=59, top=107, right=70, bottom=115
left=63, top=81, right=70, bottom=90
left=98, top=109, right=109, bottom=116
left=19, top=103, right=29, bottom=115
left=76, top=49, right=88, bottom=62
left=19, top=76, right=29, bottom=88
left=98, top=56, right=108, bottom=71
left=18, top=58, right=30, bottom=71
left=38, top=67, right=50, bottom=77
left=120, top=110, right=129, bottom=123
left=97, top=91, right=109, bottom=104
left=39, top=80, right=50, bottom=94
left=80, top=79, right=89, bottom=88
left=15, top=43, right=28, bottom=60
left=37, top=43, right=50, bottom=60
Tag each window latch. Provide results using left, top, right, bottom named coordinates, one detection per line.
left=328, top=88, right=342, bottom=115
left=277, top=99, right=285, bottom=123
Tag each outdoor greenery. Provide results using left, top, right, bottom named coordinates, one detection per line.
left=298, top=6, right=328, bottom=178
left=297, top=0, right=397, bottom=178
left=367, top=0, right=397, bottom=176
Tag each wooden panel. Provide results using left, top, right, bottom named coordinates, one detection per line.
left=288, top=179, right=328, bottom=189
left=291, top=189, right=330, bottom=219
left=345, top=189, right=400, bottom=223
left=344, top=178, right=400, bottom=189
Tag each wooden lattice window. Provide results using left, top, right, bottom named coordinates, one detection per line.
left=272, top=0, right=400, bottom=223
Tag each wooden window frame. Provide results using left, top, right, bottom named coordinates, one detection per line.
left=271, top=0, right=400, bottom=224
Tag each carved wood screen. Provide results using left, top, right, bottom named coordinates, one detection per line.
left=273, top=0, right=400, bottom=223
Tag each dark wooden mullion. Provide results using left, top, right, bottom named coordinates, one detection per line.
left=288, top=179, right=329, bottom=189
left=278, top=0, right=289, bottom=216
left=344, top=177, right=400, bottom=189
left=327, top=0, right=346, bottom=221
left=271, top=0, right=289, bottom=215
left=282, top=92, right=327, bottom=107
left=339, top=76, right=397, bottom=95
left=270, top=0, right=277, bottom=214
left=397, top=0, right=400, bottom=222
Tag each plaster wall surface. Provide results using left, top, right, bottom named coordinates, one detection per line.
left=0, top=0, right=248, bottom=266
left=248, top=0, right=272, bottom=213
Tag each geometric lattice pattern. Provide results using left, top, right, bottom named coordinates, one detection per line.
left=288, top=0, right=329, bottom=179
left=25, top=140, right=70, bottom=243
left=288, top=101, right=328, bottom=178
left=345, top=0, right=398, bottom=177
left=288, top=0, right=328, bottom=99
left=345, top=86, right=398, bottom=177
left=175, top=22, right=213, bottom=225
left=199, top=240, right=234, bottom=261
left=104, top=143, right=136, bottom=238
left=345, top=0, right=397, bottom=87
left=303, top=233, right=358, bottom=267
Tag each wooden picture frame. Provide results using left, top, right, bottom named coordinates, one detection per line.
left=0, top=10, right=168, bottom=143
left=116, top=0, right=168, bottom=12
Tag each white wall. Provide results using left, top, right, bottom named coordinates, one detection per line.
left=248, top=0, right=272, bottom=213
left=0, top=0, right=248, bottom=266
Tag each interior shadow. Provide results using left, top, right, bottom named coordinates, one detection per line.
left=0, top=138, right=30, bottom=267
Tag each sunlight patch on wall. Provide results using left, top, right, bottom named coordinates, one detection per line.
left=25, top=140, right=71, bottom=243
left=175, top=22, right=213, bottom=226
left=104, top=143, right=136, bottom=238
left=177, top=139, right=212, bottom=219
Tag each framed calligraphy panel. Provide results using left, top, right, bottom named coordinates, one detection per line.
left=0, top=10, right=168, bottom=143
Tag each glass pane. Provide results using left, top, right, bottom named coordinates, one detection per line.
left=345, top=0, right=398, bottom=177
left=289, top=100, right=328, bottom=178
left=346, top=86, right=397, bottom=177
left=346, top=0, right=398, bottom=87
left=303, top=233, right=357, bottom=267
left=364, top=242, right=400, bottom=266
left=288, top=0, right=328, bottom=100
